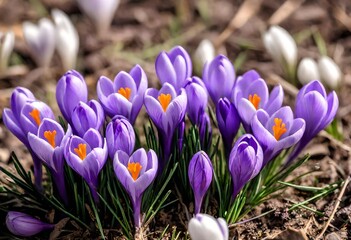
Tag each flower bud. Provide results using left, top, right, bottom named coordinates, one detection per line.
left=188, top=214, right=228, bottom=240
left=297, top=57, right=320, bottom=85
left=0, top=31, right=15, bottom=72
left=188, top=151, right=213, bottom=214
left=318, top=56, right=342, bottom=89
left=6, top=211, right=54, bottom=237
left=193, top=39, right=215, bottom=72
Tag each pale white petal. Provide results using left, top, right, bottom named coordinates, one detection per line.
left=318, top=56, right=342, bottom=89
left=297, top=58, right=320, bottom=85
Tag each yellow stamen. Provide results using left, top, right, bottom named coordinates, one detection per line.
left=29, top=108, right=41, bottom=126
left=44, top=130, right=57, bottom=148
left=127, top=162, right=142, bottom=181
left=118, top=87, right=131, bottom=100
left=248, top=94, right=261, bottom=110
left=272, top=118, right=287, bottom=140
left=74, top=143, right=87, bottom=160
left=158, top=93, right=172, bottom=112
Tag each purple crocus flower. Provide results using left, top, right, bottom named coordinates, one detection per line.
left=71, top=100, right=105, bottom=137
left=64, top=129, right=108, bottom=202
left=144, top=83, right=187, bottom=165
left=202, top=55, right=235, bottom=104
left=97, top=64, right=148, bottom=124
left=155, top=45, right=192, bottom=91
left=113, top=148, right=158, bottom=228
left=287, top=80, right=339, bottom=164
left=56, top=70, right=88, bottom=123
left=232, top=70, right=283, bottom=132
left=188, top=151, right=213, bottom=214
left=28, top=118, right=72, bottom=203
left=198, top=113, right=212, bottom=151
left=251, top=106, right=305, bottom=166
left=184, top=76, right=208, bottom=125
left=216, top=98, right=241, bottom=154
left=188, top=214, right=229, bottom=240
left=106, top=115, right=135, bottom=159
left=229, top=134, right=263, bottom=198
left=6, top=211, right=54, bottom=237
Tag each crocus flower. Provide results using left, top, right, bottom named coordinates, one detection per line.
left=28, top=119, right=72, bottom=203
left=252, top=106, right=305, bottom=166
left=56, top=70, right=88, bottom=123
left=71, top=100, right=105, bottom=137
left=216, top=98, right=241, bottom=154
left=318, top=56, right=342, bottom=89
left=232, top=70, right=283, bottom=132
left=144, top=83, right=187, bottom=165
left=297, top=58, right=320, bottom=85
left=64, top=129, right=108, bottom=202
left=6, top=211, right=54, bottom=237
left=184, top=76, right=208, bottom=125
left=287, top=80, right=338, bottom=164
left=193, top=39, right=215, bottom=72
left=202, top=54, right=235, bottom=104
left=23, top=18, right=56, bottom=67
left=52, top=9, right=79, bottom=70
left=76, top=0, right=120, bottom=36
left=188, top=151, right=213, bottom=214
left=188, top=214, right=228, bottom=240
left=0, top=31, right=15, bottom=72
left=97, top=64, right=147, bottom=124
left=229, top=134, right=263, bottom=197
left=113, top=148, right=158, bottom=228
left=155, top=45, right=192, bottom=92
left=106, top=115, right=135, bottom=159
left=198, top=112, right=212, bottom=151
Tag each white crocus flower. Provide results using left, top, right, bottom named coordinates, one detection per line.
left=76, top=0, right=120, bottom=36
left=263, top=25, right=298, bottom=81
left=23, top=18, right=56, bottom=67
left=194, top=39, right=215, bottom=70
left=52, top=9, right=79, bottom=70
left=0, top=31, right=15, bottom=72
left=318, top=56, right=342, bottom=89
left=297, top=57, right=320, bottom=85
left=188, top=214, right=228, bottom=240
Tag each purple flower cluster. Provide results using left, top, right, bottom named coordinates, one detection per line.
left=2, top=45, right=339, bottom=237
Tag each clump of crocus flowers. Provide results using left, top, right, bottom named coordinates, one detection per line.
left=2, top=45, right=338, bottom=238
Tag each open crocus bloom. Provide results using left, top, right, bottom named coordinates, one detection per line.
left=233, top=70, right=283, bottom=132
left=97, top=64, right=147, bottom=124
left=188, top=214, right=228, bottom=240
left=64, top=129, right=107, bottom=202
left=113, top=149, right=158, bottom=228
left=155, top=45, right=192, bottom=92
left=252, top=106, right=305, bottom=166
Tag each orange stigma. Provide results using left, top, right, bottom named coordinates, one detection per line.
left=74, top=143, right=87, bottom=160
left=29, top=108, right=41, bottom=126
left=272, top=118, right=287, bottom=140
left=127, top=162, right=142, bottom=181
left=118, top=87, right=131, bottom=100
left=248, top=94, right=261, bottom=110
left=44, top=130, right=57, bottom=148
left=158, top=93, right=172, bottom=112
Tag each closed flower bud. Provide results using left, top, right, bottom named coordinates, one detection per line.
left=6, top=211, right=54, bottom=237
left=23, top=18, right=56, bottom=67
left=52, top=9, right=79, bottom=70
left=188, top=151, right=213, bottom=214
left=188, top=214, right=228, bottom=240
left=193, top=39, right=215, bottom=72
left=198, top=112, right=212, bottom=150
left=106, top=115, right=135, bottom=159
left=318, top=56, right=342, bottom=89
left=297, top=58, right=320, bottom=85
left=0, top=31, right=15, bottom=72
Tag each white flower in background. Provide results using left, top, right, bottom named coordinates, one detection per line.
left=318, top=56, right=342, bottom=89
left=0, top=31, right=15, bottom=72
left=23, top=18, right=56, bottom=67
left=194, top=39, right=215, bottom=69
left=263, top=25, right=297, bottom=79
left=297, top=57, right=320, bottom=85
left=76, top=0, right=120, bottom=36
left=188, top=214, right=228, bottom=240
left=52, top=9, right=79, bottom=70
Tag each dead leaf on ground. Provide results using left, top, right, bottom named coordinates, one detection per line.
left=267, top=228, right=308, bottom=240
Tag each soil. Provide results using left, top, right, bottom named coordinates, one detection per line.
left=0, top=0, right=351, bottom=239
